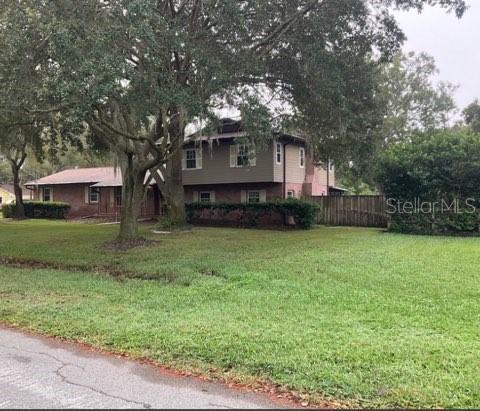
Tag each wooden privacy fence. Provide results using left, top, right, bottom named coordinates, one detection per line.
left=307, top=195, right=389, bottom=228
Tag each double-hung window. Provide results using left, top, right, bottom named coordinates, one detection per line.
left=89, top=187, right=99, bottom=204
left=299, top=147, right=305, bottom=168
left=230, top=144, right=256, bottom=168
left=237, top=145, right=249, bottom=167
left=247, top=191, right=260, bottom=204
left=42, top=187, right=52, bottom=202
left=199, top=192, right=211, bottom=204
left=275, top=143, right=282, bottom=164
left=186, top=149, right=197, bottom=169
left=183, top=147, right=202, bottom=170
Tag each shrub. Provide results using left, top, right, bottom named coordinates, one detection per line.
left=377, top=131, right=480, bottom=235
left=186, top=199, right=318, bottom=229
left=390, top=212, right=480, bottom=235
left=2, top=201, right=70, bottom=219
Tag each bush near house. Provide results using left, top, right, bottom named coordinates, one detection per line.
left=377, top=131, right=480, bottom=235
left=186, top=199, right=319, bottom=229
left=2, top=201, right=70, bottom=219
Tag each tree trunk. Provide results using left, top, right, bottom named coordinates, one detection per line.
left=10, top=163, right=25, bottom=220
left=166, top=144, right=186, bottom=224
left=117, top=155, right=147, bottom=242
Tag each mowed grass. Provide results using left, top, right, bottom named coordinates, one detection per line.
left=0, top=219, right=479, bottom=407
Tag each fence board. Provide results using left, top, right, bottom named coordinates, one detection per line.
left=307, top=195, right=388, bottom=228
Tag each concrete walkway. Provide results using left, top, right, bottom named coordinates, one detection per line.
left=0, top=327, right=285, bottom=409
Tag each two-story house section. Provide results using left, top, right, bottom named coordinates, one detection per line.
left=182, top=118, right=335, bottom=204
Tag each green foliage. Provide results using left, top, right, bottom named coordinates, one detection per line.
left=186, top=199, right=318, bottom=229
left=377, top=131, right=480, bottom=234
left=463, top=99, right=480, bottom=134
left=378, top=52, right=457, bottom=145
left=155, top=215, right=186, bottom=231
left=2, top=201, right=70, bottom=219
left=390, top=212, right=480, bottom=235
left=377, top=131, right=480, bottom=201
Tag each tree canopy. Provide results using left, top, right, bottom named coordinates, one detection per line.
left=463, top=100, right=480, bottom=134
left=0, top=0, right=467, bottom=239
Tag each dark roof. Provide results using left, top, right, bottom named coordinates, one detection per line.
left=186, top=117, right=305, bottom=144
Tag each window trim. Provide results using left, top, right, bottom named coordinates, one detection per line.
left=275, top=142, right=282, bottom=165
left=247, top=190, right=261, bottom=204
left=236, top=144, right=249, bottom=168
left=299, top=147, right=305, bottom=168
left=185, top=148, right=198, bottom=170
left=89, top=186, right=100, bottom=204
left=287, top=190, right=295, bottom=199
left=199, top=191, right=212, bottom=204
left=42, top=187, right=52, bottom=202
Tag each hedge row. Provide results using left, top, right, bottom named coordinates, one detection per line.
left=389, top=212, right=480, bottom=235
left=186, top=199, right=319, bottom=229
left=2, top=201, right=71, bottom=219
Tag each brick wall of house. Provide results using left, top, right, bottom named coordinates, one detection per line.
left=184, top=183, right=283, bottom=203
left=33, top=184, right=99, bottom=218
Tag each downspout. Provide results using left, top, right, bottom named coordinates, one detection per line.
left=326, top=159, right=330, bottom=196
left=283, top=142, right=289, bottom=199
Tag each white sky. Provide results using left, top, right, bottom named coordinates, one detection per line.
left=395, top=1, right=480, bottom=112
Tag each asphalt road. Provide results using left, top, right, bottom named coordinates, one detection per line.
left=0, top=327, right=284, bottom=409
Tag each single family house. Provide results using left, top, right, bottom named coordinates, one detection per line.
left=25, top=119, right=337, bottom=219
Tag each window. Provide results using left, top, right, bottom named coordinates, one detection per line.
left=199, top=192, right=211, bottom=204
left=299, top=147, right=305, bottom=168
left=287, top=190, right=295, bottom=199
left=42, top=187, right=52, bottom=202
left=231, top=144, right=256, bottom=168
left=247, top=191, right=260, bottom=204
left=185, top=148, right=197, bottom=169
left=237, top=145, right=249, bottom=167
left=89, top=187, right=99, bottom=204
left=276, top=143, right=282, bottom=164
left=114, top=187, right=122, bottom=206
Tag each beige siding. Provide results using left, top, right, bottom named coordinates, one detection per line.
left=0, top=188, right=15, bottom=206
left=273, top=141, right=308, bottom=183
left=182, top=141, right=275, bottom=185
left=284, top=144, right=306, bottom=184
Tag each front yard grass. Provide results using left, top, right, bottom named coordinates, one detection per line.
left=0, top=219, right=479, bottom=407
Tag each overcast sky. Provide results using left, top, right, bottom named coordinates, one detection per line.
left=395, top=1, right=480, bottom=112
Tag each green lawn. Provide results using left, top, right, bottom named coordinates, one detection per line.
left=0, top=219, right=479, bottom=407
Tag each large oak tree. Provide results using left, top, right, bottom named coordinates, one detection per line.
left=0, top=0, right=466, bottom=241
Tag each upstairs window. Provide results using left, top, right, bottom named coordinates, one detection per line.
left=276, top=143, right=282, bottom=164
left=299, top=147, right=305, bottom=168
left=237, top=145, right=249, bottom=167
left=183, top=148, right=202, bottom=170
left=230, top=144, right=256, bottom=168
left=186, top=149, right=197, bottom=169
left=42, top=187, right=52, bottom=202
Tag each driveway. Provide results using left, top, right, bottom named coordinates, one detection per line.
left=0, top=327, right=286, bottom=409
